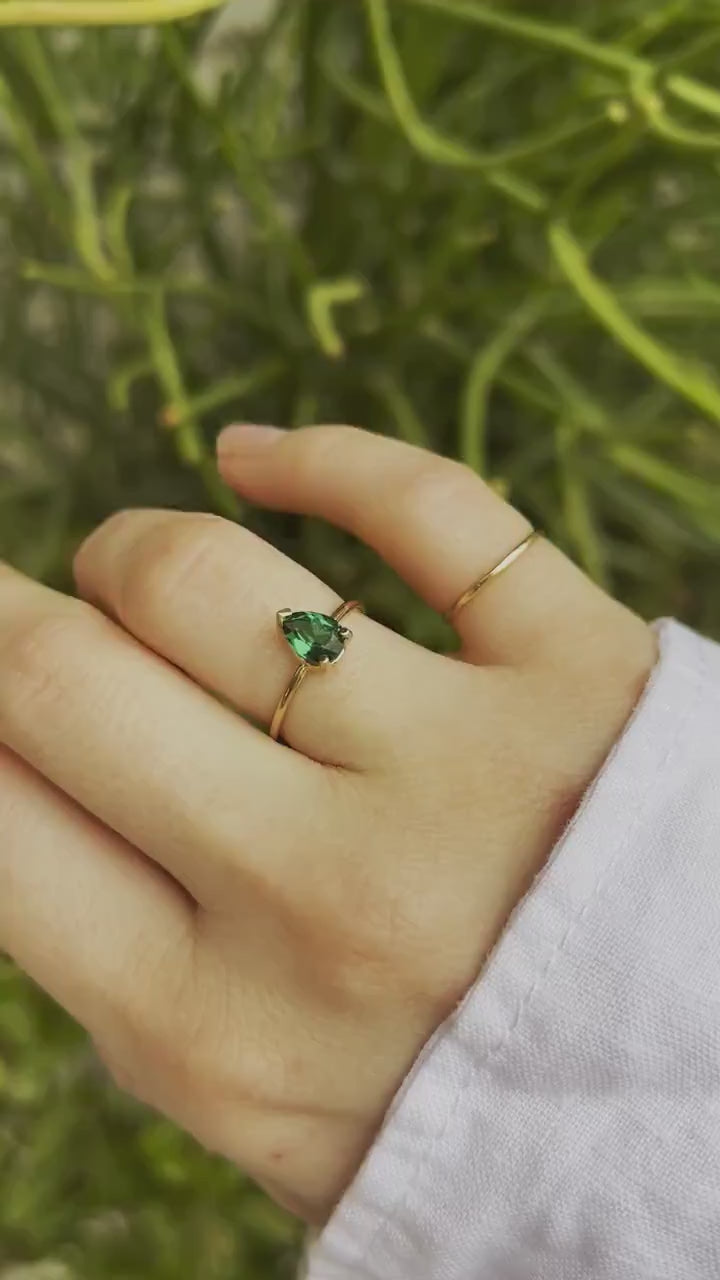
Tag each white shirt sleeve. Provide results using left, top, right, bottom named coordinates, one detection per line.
left=305, top=618, right=720, bottom=1280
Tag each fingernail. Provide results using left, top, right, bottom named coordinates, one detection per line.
left=217, top=424, right=286, bottom=456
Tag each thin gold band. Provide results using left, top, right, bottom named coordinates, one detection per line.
left=270, top=600, right=362, bottom=744
left=445, top=529, right=540, bottom=623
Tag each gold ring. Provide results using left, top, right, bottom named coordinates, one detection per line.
left=445, top=529, right=540, bottom=623
left=270, top=601, right=363, bottom=744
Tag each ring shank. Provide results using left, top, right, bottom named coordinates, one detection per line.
left=332, top=600, right=361, bottom=625
left=269, top=663, right=309, bottom=742
left=270, top=600, right=363, bottom=745
left=445, top=529, right=540, bottom=623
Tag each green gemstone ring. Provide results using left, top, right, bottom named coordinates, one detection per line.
left=270, top=600, right=363, bottom=743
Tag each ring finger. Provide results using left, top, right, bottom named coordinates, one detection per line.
left=74, top=509, right=456, bottom=769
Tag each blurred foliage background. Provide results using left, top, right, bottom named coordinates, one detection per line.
left=1, top=0, right=720, bottom=1275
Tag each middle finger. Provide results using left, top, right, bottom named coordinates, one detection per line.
left=0, top=564, right=319, bottom=904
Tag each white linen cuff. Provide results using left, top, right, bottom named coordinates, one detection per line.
left=306, top=618, right=720, bottom=1280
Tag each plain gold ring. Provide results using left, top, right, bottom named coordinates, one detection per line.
left=445, top=529, right=540, bottom=623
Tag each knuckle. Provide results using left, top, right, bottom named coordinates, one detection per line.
left=117, top=513, right=229, bottom=629
left=309, top=872, right=414, bottom=997
left=291, top=423, right=362, bottom=480
left=395, top=455, right=477, bottom=519
left=316, top=846, right=476, bottom=1010
left=0, top=607, right=104, bottom=725
left=110, top=939, right=216, bottom=1092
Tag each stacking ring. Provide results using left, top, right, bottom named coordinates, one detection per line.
left=445, top=529, right=540, bottom=623
left=270, top=601, right=364, bottom=743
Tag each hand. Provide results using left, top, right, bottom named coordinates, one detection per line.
left=0, top=426, right=655, bottom=1224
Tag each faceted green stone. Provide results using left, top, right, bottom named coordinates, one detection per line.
left=281, top=610, right=346, bottom=666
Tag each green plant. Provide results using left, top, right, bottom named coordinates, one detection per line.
left=1, top=1, right=719, bottom=1274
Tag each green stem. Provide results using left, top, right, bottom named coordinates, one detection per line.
left=0, top=74, right=69, bottom=231
left=400, top=0, right=720, bottom=128
left=631, top=67, right=720, bottom=149
left=104, top=185, right=134, bottom=274
left=609, top=442, right=720, bottom=525
left=12, top=30, right=112, bottom=280
left=164, top=361, right=286, bottom=426
left=305, top=278, right=367, bottom=359
left=323, top=46, right=604, bottom=169
left=371, top=375, right=429, bottom=446
left=667, top=73, right=720, bottom=121
left=555, top=418, right=609, bottom=586
left=398, top=0, right=643, bottom=75
left=363, top=0, right=547, bottom=213
left=460, top=297, right=548, bottom=474
left=0, top=0, right=223, bottom=22
left=161, top=26, right=311, bottom=283
left=141, top=290, right=206, bottom=466
left=195, top=460, right=245, bottom=521
left=140, top=297, right=242, bottom=517
left=528, top=344, right=609, bottom=435
left=621, top=1, right=696, bottom=51
left=548, top=221, right=720, bottom=425
left=107, top=357, right=154, bottom=413
left=21, top=260, right=271, bottom=323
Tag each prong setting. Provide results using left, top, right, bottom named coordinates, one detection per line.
left=278, top=610, right=348, bottom=666
left=270, top=601, right=362, bottom=742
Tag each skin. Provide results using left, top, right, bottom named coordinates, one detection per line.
left=0, top=424, right=656, bottom=1224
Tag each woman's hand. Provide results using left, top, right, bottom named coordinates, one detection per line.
left=0, top=426, right=655, bottom=1224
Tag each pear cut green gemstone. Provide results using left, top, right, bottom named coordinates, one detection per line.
left=281, top=611, right=346, bottom=666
